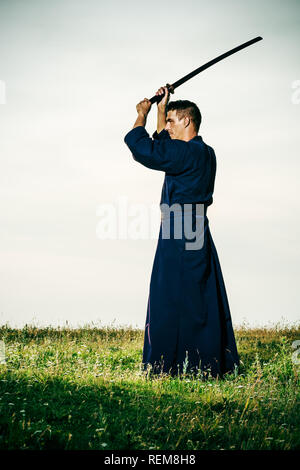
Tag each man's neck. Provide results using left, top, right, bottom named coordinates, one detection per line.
left=182, top=133, right=197, bottom=142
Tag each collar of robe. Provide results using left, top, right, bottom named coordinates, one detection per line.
left=189, top=135, right=203, bottom=142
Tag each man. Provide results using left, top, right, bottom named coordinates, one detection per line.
left=124, top=86, right=240, bottom=379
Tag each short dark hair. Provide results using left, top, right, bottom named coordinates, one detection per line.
left=166, top=100, right=202, bottom=133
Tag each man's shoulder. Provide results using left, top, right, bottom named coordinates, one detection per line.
left=185, top=138, right=216, bottom=170
left=188, top=136, right=215, bottom=153
left=196, top=138, right=216, bottom=157
left=152, top=129, right=171, bottom=140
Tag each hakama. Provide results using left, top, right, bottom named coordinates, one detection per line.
left=124, top=126, right=240, bottom=378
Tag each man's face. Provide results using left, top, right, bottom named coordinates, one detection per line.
left=165, top=110, right=186, bottom=140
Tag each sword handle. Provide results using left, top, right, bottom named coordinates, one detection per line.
left=149, top=83, right=175, bottom=104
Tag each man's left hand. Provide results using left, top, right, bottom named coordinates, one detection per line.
left=136, top=98, right=152, bottom=116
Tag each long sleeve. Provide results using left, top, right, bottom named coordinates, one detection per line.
left=152, top=129, right=171, bottom=141
left=124, top=126, right=189, bottom=174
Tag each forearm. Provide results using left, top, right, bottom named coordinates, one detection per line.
left=133, top=113, right=147, bottom=129
left=157, top=108, right=166, bottom=134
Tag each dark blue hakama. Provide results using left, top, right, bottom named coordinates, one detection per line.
left=124, top=126, right=240, bottom=378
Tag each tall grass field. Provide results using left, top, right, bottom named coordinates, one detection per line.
left=0, top=323, right=299, bottom=450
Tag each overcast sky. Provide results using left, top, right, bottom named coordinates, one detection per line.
left=0, top=0, right=299, bottom=329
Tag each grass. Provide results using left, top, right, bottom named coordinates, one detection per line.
left=0, top=322, right=299, bottom=450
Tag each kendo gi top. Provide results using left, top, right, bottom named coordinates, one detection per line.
left=124, top=126, right=216, bottom=210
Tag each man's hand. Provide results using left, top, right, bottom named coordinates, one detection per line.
left=156, top=85, right=174, bottom=134
left=156, top=86, right=169, bottom=113
left=132, top=98, right=151, bottom=130
left=156, top=84, right=174, bottom=113
left=136, top=98, right=152, bottom=117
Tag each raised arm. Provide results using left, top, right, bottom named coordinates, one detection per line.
left=131, top=85, right=173, bottom=133
left=156, top=86, right=169, bottom=134
left=124, top=126, right=189, bottom=174
left=132, top=97, right=152, bottom=130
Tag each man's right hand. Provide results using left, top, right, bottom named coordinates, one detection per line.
left=155, top=86, right=170, bottom=113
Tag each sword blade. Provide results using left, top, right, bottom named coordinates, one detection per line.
left=149, top=36, right=263, bottom=104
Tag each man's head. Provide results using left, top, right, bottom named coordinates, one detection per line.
left=165, top=100, right=202, bottom=141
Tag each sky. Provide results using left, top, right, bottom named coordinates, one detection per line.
left=0, top=0, right=299, bottom=329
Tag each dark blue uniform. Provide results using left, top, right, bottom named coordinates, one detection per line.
left=124, top=126, right=240, bottom=378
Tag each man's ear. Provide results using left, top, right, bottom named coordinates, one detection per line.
left=184, top=116, right=190, bottom=128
